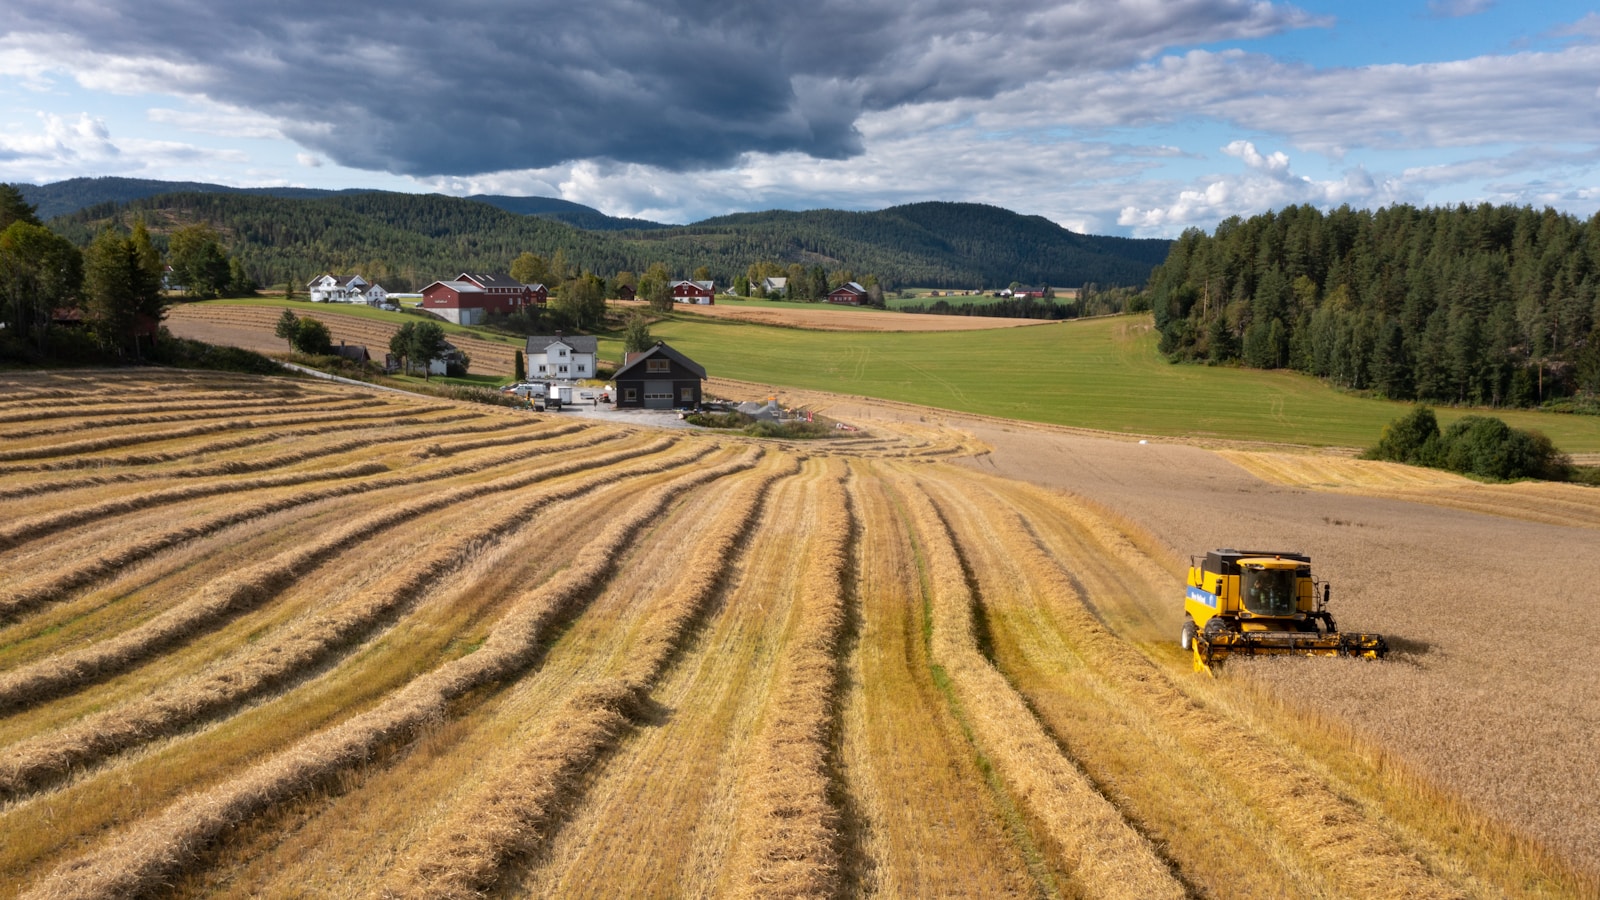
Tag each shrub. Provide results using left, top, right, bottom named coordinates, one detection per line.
left=1364, top=405, right=1442, bottom=467
left=1440, top=416, right=1569, bottom=481
left=743, top=419, right=836, bottom=439
left=294, top=318, right=333, bottom=356
left=1366, top=405, right=1571, bottom=481
left=683, top=410, right=754, bottom=429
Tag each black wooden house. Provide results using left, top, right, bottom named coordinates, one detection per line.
left=612, top=342, right=706, bottom=409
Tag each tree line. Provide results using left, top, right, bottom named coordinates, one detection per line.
left=1, top=185, right=253, bottom=361
left=1147, top=203, right=1600, bottom=407
left=899, top=284, right=1146, bottom=320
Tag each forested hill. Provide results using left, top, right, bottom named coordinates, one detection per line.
left=464, top=195, right=671, bottom=231
left=47, top=190, right=1169, bottom=292
left=18, top=177, right=659, bottom=231
left=685, top=202, right=1171, bottom=288
left=1147, top=203, right=1600, bottom=408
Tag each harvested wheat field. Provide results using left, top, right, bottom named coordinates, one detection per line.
left=1, top=370, right=1596, bottom=899
left=164, top=303, right=521, bottom=376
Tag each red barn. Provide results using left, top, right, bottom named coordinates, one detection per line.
left=826, top=281, right=868, bottom=305
left=671, top=279, right=715, bottom=305
left=418, top=272, right=546, bottom=324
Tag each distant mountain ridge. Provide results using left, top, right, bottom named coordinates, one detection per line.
left=16, top=176, right=663, bottom=231
left=36, top=177, right=1171, bottom=292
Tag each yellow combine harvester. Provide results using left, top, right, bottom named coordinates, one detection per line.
left=1181, top=549, right=1387, bottom=673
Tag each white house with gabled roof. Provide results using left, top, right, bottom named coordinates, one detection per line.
left=524, top=334, right=598, bottom=379
left=307, top=274, right=369, bottom=303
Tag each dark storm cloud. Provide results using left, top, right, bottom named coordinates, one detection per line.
left=7, top=0, right=1317, bottom=176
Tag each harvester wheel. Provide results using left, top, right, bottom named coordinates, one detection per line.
left=1180, top=619, right=1197, bottom=651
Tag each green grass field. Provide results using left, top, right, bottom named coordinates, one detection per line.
left=195, top=298, right=1600, bottom=452
left=885, top=292, right=1005, bottom=309
left=607, top=313, right=1600, bottom=452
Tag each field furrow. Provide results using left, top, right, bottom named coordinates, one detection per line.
left=0, top=398, right=375, bottom=439
left=0, top=461, right=391, bottom=552
left=0, top=433, right=664, bottom=710
left=722, top=462, right=853, bottom=899
left=0, top=409, right=512, bottom=481
left=0, top=410, right=485, bottom=474
left=373, top=453, right=795, bottom=898
left=18, top=448, right=761, bottom=900
left=835, top=461, right=1040, bottom=896
left=0, top=428, right=625, bottom=624
left=0, top=402, right=462, bottom=462
left=0, top=438, right=700, bottom=801
left=509, top=462, right=839, bottom=898
left=886, top=462, right=1188, bottom=900
left=184, top=453, right=791, bottom=897
left=0, top=413, right=565, bottom=500
left=0, top=451, right=720, bottom=893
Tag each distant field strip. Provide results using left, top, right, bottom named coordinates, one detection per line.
left=0, top=371, right=1583, bottom=899
left=165, top=302, right=521, bottom=375
left=1220, top=449, right=1600, bottom=529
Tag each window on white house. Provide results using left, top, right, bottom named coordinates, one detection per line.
left=559, top=365, right=568, bottom=373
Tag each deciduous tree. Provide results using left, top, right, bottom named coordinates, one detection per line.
left=409, top=321, right=447, bottom=379
left=511, top=252, right=550, bottom=287
left=641, top=262, right=672, bottom=311
left=168, top=224, right=231, bottom=300
left=622, top=313, right=654, bottom=353
left=274, top=308, right=301, bottom=348
left=389, top=322, right=416, bottom=374
left=0, top=221, right=82, bottom=352
left=294, top=318, right=333, bottom=355
left=83, top=227, right=161, bottom=354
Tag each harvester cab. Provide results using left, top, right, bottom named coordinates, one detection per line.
left=1181, top=549, right=1386, bottom=674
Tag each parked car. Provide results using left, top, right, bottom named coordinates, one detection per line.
left=506, top=382, right=548, bottom=399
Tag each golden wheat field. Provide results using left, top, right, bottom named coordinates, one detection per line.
left=2, top=370, right=1597, bottom=899
left=163, top=305, right=521, bottom=376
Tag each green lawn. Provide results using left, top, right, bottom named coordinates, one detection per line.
left=616, top=313, right=1600, bottom=452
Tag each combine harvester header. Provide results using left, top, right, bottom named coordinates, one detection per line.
left=1181, top=549, right=1386, bottom=674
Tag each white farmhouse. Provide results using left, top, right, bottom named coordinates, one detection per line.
left=360, top=283, right=391, bottom=307
left=307, top=274, right=369, bottom=303
left=524, top=334, right=598, bottom=380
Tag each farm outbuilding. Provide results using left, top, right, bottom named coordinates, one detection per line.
left=671, top=280, right=716, bottom=305
left=827, top=282, right=868, bottom=305
left=612, top=341, right=706, bottom=409
left=418, top=273, right=546, bottom=325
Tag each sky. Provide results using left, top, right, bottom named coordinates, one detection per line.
left=1, top=0, right=1597, bottom=237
